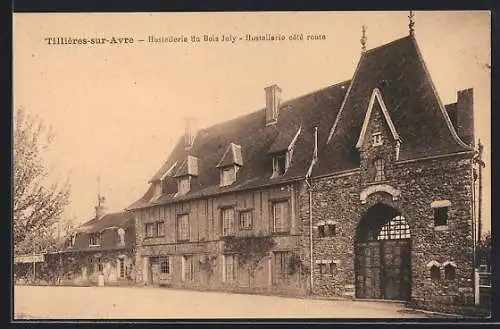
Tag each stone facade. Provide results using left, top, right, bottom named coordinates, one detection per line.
left=300, top=152, right=475, bottom=305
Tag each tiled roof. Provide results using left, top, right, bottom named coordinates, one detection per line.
left=70, top=211, right=135, bottom=251
left=127, top=80, right=351, bottom=209
left=314, top=35, right=472, bottom=176
left=267, top=128, right=300, bottom=154
left=129, top=35, right=473, bottom=210
left=217, top=143, right=243, bottom=167
left=76, top=211, right=133, bottom=234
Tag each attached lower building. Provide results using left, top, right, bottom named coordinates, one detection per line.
left=57, top=196, right=136, bottom=286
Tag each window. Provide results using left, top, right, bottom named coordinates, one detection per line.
left=118, top=258, right=125, bottom=278
left=222, top=208, right=235, bottom=236
left=373, top=132, right=383, bottom=146
left=318, top=223, right=336, bottom=237
left=318, top=261, right=337, bottom=276
left=177, top=176, right=190, bottom=195
left=145, top=223, right=156, bottom=237
left=96, top=257, right=103, bottom=272
left=274, top=251, right=290, bottom=282
left=377, top=215, right=410, bottom=240
left=272, top=201, right=290, bottom=233
left=182, top=255, right=194, bottom=281
left=430, top=265, right=441, bottom=281
left=272, top=153, right=287, bottom=177
left=89, top=234, right=101, bottom=246
left=160, top=257, right=170, bottom=274
left=374, top=158, right=386, bottom=182
left=434, top=207, right=448, bottom=226
left=177, top=214, right=189, bottom=241
left=156, top=222, right=165, bottom=237
left=239, top=211, right=253, bottom=230
left=145, top=222, right=164, bottom=238
left=224, top=254, right=237, bottom=282
left=221, top=167, right=236, bottom=186
left=444, top=263, right=456, bottom=280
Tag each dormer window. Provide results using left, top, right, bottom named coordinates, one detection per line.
left=272, top=153, right=287, bottom=177
left=177, top=176, right=191, bottom=195
left=221, top=166, right=236, bottom=187
left=173, top=155, right=198, bottom=196
left=268, top=127, right=301, bottom=179
left=373, top=132, right=383, bottom=146
left=89, top=233, right=101, bottom=247
left=217, top=143, right=243, bottom=187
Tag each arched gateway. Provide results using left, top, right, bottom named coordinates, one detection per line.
left=355, top=203, right=411, bottom=301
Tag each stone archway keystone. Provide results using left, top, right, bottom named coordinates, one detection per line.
left=360, top=184, right=401, bottom=204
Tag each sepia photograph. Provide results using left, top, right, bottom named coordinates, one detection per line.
left=12, top=10, right=491, bottom=320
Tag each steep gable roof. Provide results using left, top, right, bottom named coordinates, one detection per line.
left=76, top=211, right=133, bottom=234
left=355, top=87, right=401, bottom=149
left=315, top=35, right=472, bottom=176
left=217, top=142, right=243, bottom=167
left=128, top=80, right=350, bottom=210
left=129, top=35, right=475, bottom=210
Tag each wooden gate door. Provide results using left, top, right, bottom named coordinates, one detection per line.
left=356, top=241, right=381, bottom=299
left=381, top=240, right=411, bottom=301
left=356, top=239, right=411, bottom=300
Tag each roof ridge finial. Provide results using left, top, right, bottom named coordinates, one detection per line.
left=409, top=10, right=415, bottom=36
left=360, top=25, right=367, bottom=53
left=97, top=175, right=102, bottom=206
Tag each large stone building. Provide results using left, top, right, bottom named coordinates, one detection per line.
left=127, top=30, right=477, bottom=307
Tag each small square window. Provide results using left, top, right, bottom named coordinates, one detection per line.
left=326, top=224, right=336, bottom=236
left=434, top=207, right=448, bottom=226
left=373, top=132, right=383, bottom=146
left=318, top=223, right=336, bottom=237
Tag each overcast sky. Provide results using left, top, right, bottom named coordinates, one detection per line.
left=13, top=11, right=491, bottom=232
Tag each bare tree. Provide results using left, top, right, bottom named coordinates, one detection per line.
left=13, top=108, right=71, bottom=255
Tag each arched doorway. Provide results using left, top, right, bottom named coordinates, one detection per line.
left=355, top=203, right=411, bottom=301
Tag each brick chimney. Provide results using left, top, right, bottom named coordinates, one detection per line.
left=95, top=196, right=108, bottom=219
left=265, top=84, right=281, bottom=125
left=456, top=88, right=474, bottom=145
left=184, top=116, right=196, bottom=150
